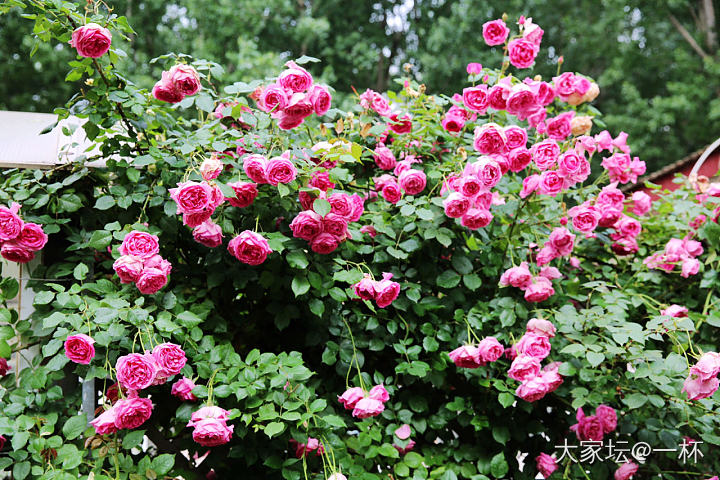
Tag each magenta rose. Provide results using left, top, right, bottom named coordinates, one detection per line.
left=595, top=405, right=617, bottom=434
left=226, top=181, right=258, bottom=208
left=168, top=64, right=201, bottom=96
left=16, top=223, right=48, bottom=251
left=509, top=355, right=542, bottom=382
left=473, top=123, right=507, bottom=155
left=119, top=231, right=159, bottom=259
left=381, top=180, right=402, bottom=204
left=266, top=156, right=297, bottom=186
left=504, top=126, right=529, bottom=150
left=448, top=345, right=482, bottom=368
left=70, top=23, right=112, bottom=58
left=531, top=139, right=560, bottom=170
left=461, top=208, right=493, bottom=230
left=308, top=84, right=332, bottom=115
left=352, top=397, right=385, bottom=418
left=536, top=453, right=557, bottom=479
left=514, top=333, right=552, bottom=359
left=310, top=232, right=340, bottom=254
left=136, top=267, right=169, bottom=294
left=64, top=333, right=95, bottom=364
left=170, top=181, right=214, bottom=215
left=327, top=192, right=354, bottom=219
left=462, top=85, right=489, bottom=113
left=0, top=358, right=8, bottom=377
left=91, top=407, right=118, bottom=435
left=227, top=231, right=272, bottom=265
left=115, top=353, right=158, bottom=390
left=546, top=112, right=574, bottom=140
left=193, top=221, right=223, bottom=248
left=290, top=210, right=324, bottom=241
left=389, top=113, right=412, bottom=134
left=508, top=38, right=539, bottom=69
left=151, top=343, right=187, bottom=378
left=374, top=144, right=397, bottom=170
left=191, top=418, right=234, bottom=446
left=398, top=169, right=426, bottom=196
left=515, top=376, right=549, bottom=402
left=278, top=61, right=313, bottom=92
left=548, top=227, right=575, bottom=256
left=171, top=377, right=198, bottom=401
left=242, top=154, right=269, bottom=184
left=506, top=86, right=538, bottom=118
left=0, top=243, right=34, bottom=264
left=537, top=171, right=564, bottom=197
left=259, top=83, right=289, bottom=112
left=0, top=204, right=23, bottom=241
left=152, top=71, right=184, bottom=103
left=571, top=410, right=605, bottom=441
left=443, top=192, right=471, bottom=218
left=114, top=396, right=153, bottom=430
left=482, top=19, right=509, bottom=46
left=374, top=272, right=400, bottom=308
left=338, top=387, right=364, bottom=409
left=569, top=203, right=601, bottom=233
left=113, top=255, right=144, bottom=283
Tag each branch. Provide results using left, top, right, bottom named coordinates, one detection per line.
left=669, top=13, right=710, bottom=59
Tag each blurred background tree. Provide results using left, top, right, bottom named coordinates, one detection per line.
left=2, top=0, right=719, bottom=172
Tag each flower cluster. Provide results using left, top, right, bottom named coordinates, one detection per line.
left=644, top=236, right=703, bottom=278
left=290, top=191, right=364, bottom=254
left=374, top=158, right=427, bottom=203
left=113, top=231, right=172, bottom=294
left=69, top=23, right=112, bottom=58
left=152, top=64, right=202, bottom=104
left=509, top=319, right=564, bottom=402
left=682, top=351, right=720, bottom=401
left=257, top=61, right=331, bottom=130
left=338, top=384, right=390, bottom=419
left=187, top=406, right=234, bottom=447
left=448, top=336, right=504, bottom=368
left=570, top=404, right=618, bottom=441
left=351, top=272, right=401, bottom=308
left=170, top=180, right=225, bottom=228
left=499, top=262, right=558, bottom=303
left=0, top=202, right=48, bottom=264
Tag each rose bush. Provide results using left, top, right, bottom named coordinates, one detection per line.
left=1, top=2, right=720, bottom=480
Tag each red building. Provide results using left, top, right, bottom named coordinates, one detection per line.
left=624, top=146, right=720, bottom=199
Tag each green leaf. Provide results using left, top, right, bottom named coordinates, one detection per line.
left=498, top=392, right=515, bottom=408
left=463, top=274, right=482, bottom=291
left=436, top=270, right=461, bottom=288
left=123, top=429, right=145, bottom=449
left=313, top=198, right=331, bottom=217
left=62, top=415, right=88, bottom=440
left=73, top=263, right=89, bottom=281
left=286, top=251, right=309, bottom=269
left=13, top=462, right=30, bottom=480
left=94, top=196, right=116, bottom=210
left=33, top=290, right=55, bottom=305
left=152, top=454, right=175, bottom=475
left=586, top=351, right=604, bottom=367
left=622, top=393, right=648, bottom=409
left=291, top=275, right=310, bottom=296
left=264, top=422, right=285, bottom=438
left=490, top=452, right=509, bottom=478
left=88, top=230, right=112, bottom=249
left=177, top=311, right=203, bottom=327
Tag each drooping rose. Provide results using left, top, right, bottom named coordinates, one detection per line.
left=115, top=353, right=158, bottom=391
left=114, top=396, right=153, bottom=430
left=90, top=407, right=118, bottom=435
left=368, top=384, right=390, bottom=402
left=374, top=272, right=400, bottom=308
left=595, top=405, right=617, bottom=434
left=448, top=345, right=482, bottom=368
left=310, top=232, right=340, bottom=254
left=1, top=243, right=35, bottom=264
left=64, top=333, right=96, bottom=365
left=191, top=418, right=234, bottom=447
left=352, top=397, right=385, bottom=418
left=70, top=23, right=112, bottom=58
left=171, top=377, right=198, bottom=401
left=535, top=453, right=557, bottom=479
left=227, top=231, right=272, bottom=265
left=338, top=387, right=365, bottom=410
left=152, top=71, right=184, bottom=103
left=508, top=355, right=542, bottom=382
left=614, top=462, right=638, bottom=480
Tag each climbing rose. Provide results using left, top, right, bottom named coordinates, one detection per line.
left=462, top=208, right=493, bottom=230
left=614, top=462, right=639, bottom=480
left=0, top=204, right=23, bottom=242
left=466, top=62, right=482, bottom=74
left=119, top=231, right=159, bottom=259
left=151, top=343, right=187, bottom=378
left=227, top=231, right=272, bottom=265
left=152, top=71, right=184, bottom=103
left=473, top=123, right=507, bottom=154
left=64, top=333, right=95, bottom=365
left=338, top=387, right=364, bottom=409
left=259, top=83, right=288, bottom=112
left=17, top=223, right=48, bottom=251
left=70, top=23, right=112, bottom=58
left=508, top=355, right=542, bottom=382
left=661, top=305, right=688, bottom=317
left=463, top=85, right=489, bottom=113
left=290, top=211, right=324, bottom=241
left=114, top=396, right=153, bottom=430
left=500, top=262, right=533, bottom=289
left=352, top=397, right=385, bottom=418
left=200, top=156, right=223, bottom=181
left=115, top=353, right=158, bottom=391
left=310, top=233, right=340, bottom=254
left=136, top=267, right=169, bottom=295
left=266, top=156, right=298, bottom=185
left=0, top=358, right=8, bottom=377
left=526, top=318, right=556, bottom=338
left=170, top=181, right=214, bottom=214
left=374, top=145, right=397, bottom=170
left=171, top=377, right=198, bottom=401
left=516, top=375, right=549, bottom=402
left=90, top=407, right=118, bottom=435
left=308, top=84, right=332, bottom=115
left=482, top=19, right=509, bottom=46
left=524, top=276, right=555, bottom=302
left=595, top=405, right=617, bottom=434
left=683, top=374, right=720, bottom=401
left=374, top=273, right=400, bottom=308
left=443, top=192, right=471, bottom=218
left=398, top=169, right=426, bottom=195
left=189, top=406, right=230, bottom=423
left=448, top=345, right=482, bottom=368
left=514, top=333, right=552, bottom=359
left=571, top=408, right=605, bottom=441
left=535, top=453, right=558, bottom=479
left=113, top=255, right=144, bottom=283
left=353, top=274, right=376, bottom=301
left=193, top=221, right=223, bottom=248
left=191, top=418, right=234, bottom=447
left=477, top=337, right=504, bottom=362
left=389, top=113, right=412, bottom=134
left=243, top=154, right=269, bottom=184
left=368, top=384, right=390, bottom=402
left=508, top=38, right=539, bottom=69
left=168, top=64, right=201, bottom=95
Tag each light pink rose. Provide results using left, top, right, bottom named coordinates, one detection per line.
left=526, top=318, right=556, bottom=338
left=395, top=424, right=411, bottom=440
left=516, top=375, right=549, bottom=402
left=200, top=157, right=223, bottom=181
left=0, top=204, right=24, bottom=241
left=461, top=208, right=493, bottom=230
left=689, top=352, right=720, bottom=381
left=614, top=462, right=638, bottom=480
left=482, top=19, right=509, bottom=46
left=508, top=38, right=539, bottom=69
left=265, top=156, right=297, bottom=186
left=531, top=139, right=559, bottom=171
left=374, top=145, right=397, bottom=170
left=338, top=387, right=365, bottom=409
left=64, top=333, right=95, bottom=364
left=632, top=191, right=652, bottom=215
left=681, top=258, right=700, bottom=278
left=91, top=407, right=118, bottom=435
left=278, top=61, right=313, bottom=92
left=661, top=304, right=688, bottom=317
left=16, top=223, right=47, bottom=251
left=536, top=245, right=557, bottom=266
left=168, top=64, right=201, bottom=96
left=352, top=397, right=385, bottom=418
left=243, top=154, right=269, bottom=184
left=477, top=337, right=504, bottom=362
left=537, top=171, right=564, bottom=197
left=189, top=406, right=230, bottom=424
left=535, top=453, right=557, bottom=479
left=374, top=272, right=400, bottom=308
left=310, top=232, right=340, bottom=254
left=114, top=396, right=153, bottom=430
left=506, top=86, right=538, bottom=118
left=227, top=231, right=272, bottom=265
left=359, top=89, right=392, bottom=116
left=500, top=262, right=532, bottom=289
left=191, top=418, right=234, bottom=447
left=368, top=384, right=390, bottom=402
left=509, top=355, right=542, bottom=381
left=70, top=23, right=112, bottom=58
left=569, top=203, right=600, bottom=233
left=448, top=345, right=482, bottom=368
left=308, top=84, right=332, bottom=115
left=115, top=353, right=158, bottom=390
left=113, top=255, right=144, bottom=283
left=170, top=181, right=214, bottom=215
left=171, top=377, right=198, bottom=401
left=524, top=276, right=555, bottom=302
left=520, top=174, right=540, bottom=198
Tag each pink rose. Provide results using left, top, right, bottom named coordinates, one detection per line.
left=614, top=462, right=638, bottom=480
left=595, top=405, right=617, bottom=434
left=338, top=387, right=365, bottom=410
left=500, top=262, right=533, bottom=289
left=191, top=418, right=234, bottom=447
left=571, top=409, right=604, bottom=441
left=114, top=396, right=153, bottom=430
left=526, top=318, right=556, bottom=338
left=548, top=227, right=575, bottom=256
left=152, top=72, right=184, bottom=103
left=278, top=61, right=313, bottom=92
left=661, top=304, right=688, bottom=317
left=0, top=204, right=23, bottom=241
left=540, top=364, right=564, bottom=392
left=448, top=345, right=482, bottom=368
left=462, top=85, right=489, bottom=113
left=64, top=333, right=95, bottom=364
left=520, top=175, right=540, bottom=198
left=689, top=352, right=720, bottom=381
left=308, top=85, right=332, bottom=115
left=380, top=180, right=402, bottom=204
left=259, top=83, right=288, bottom=112
left=310, top=232, right=340, bottom=254
left=374, top=272, right=400, bottom=308
left=508, top=355, right=542, bottom=381
left=290, top=210, right=324, bottom=241
left=91, top=407, right=118, bottom=435
left=116, top=353, right=158, bottom=390
left=488, top=83, right=511, bottom=110
left=524, top=276, right=555, bottom=302
left=16, top=223, right=47, bottom=251
left=113, top=255, right=144, bottom=283
left=506, top=86, right=538, bottom=119
left=227, top=182, right=258, bottom=208
left=569, top=203, right=600, bottom=233
left=170, top=181, right=214, bottom=215
left=461, top=208, right=493, bottom=230
left=531, top=139, right=559, bottom=171
left=508, top=38, right=539, bottom=69
left=514, top=333, right=551, bottom=360
left=681, top=258, right=700, bottom=278
left=537, top=171, right=564, bottom=197
left=546, top=112, right=574, bottom=141
left=189, top=406, right=230, bottom=424
left=516, top=375, right=549, bottom=402
left=136, top=267, right=169, bottom=294
left=509, top=147, right=532, bottom=172
left=504, top=126, right=528, bottom=149
left=227, top=231, right=272, bottom=265
left=473, top=123, right=507, bottom=155
left=444, top=192, right=471, bottom=218
left=631, top=191, right=652, bottom=215
left=323, top=213, right=349, bottom=241
left=243, top=154, right=269, bottom=184
left=266, top=156, right=297, bottom=186
left=535, top=453, right=557, bottom=479
left=353, top=274, right=377, bottom=301
left=171, top=377, right=198, bottom=401
left=398, top=169, right=426, bottom=195
left=467, top=62, right=482, bottom=75
left=360, top=225, right=377, bottom=238
left=368, top=384, right=390, bottom=402
left=309, top=171, right=335, bottom=192
left=536, top=245, right=558, bottom=266
left=477, top=337, right=503, bottom=363
left=151, top=343, right=187, bottom=378
left=168, top=64, right=201, bottom=96
left=374, top=145, right=397, bottom=170
left=389, top=113, right=412, bottom=135
left=482, top=19, right=509, bottom=46
left=352, top=397, right=385, bottom=418
left=200, top=157, right=223, bottom=181
left=119, top=231, right=159, bottom=259
left=360, top=89, right=392, bottom=116
left=328, top=192, right=355, bottom=219
left=70, top=23, right=112, bottom=58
